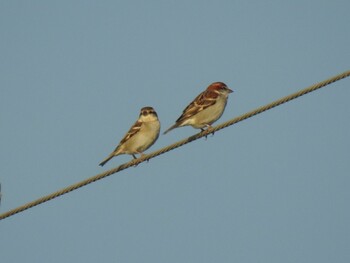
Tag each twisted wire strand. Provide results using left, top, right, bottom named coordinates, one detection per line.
left=1, top=70, right=349, bottom=221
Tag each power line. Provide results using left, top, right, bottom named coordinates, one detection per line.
left=0, top=70, right=349, bottom=221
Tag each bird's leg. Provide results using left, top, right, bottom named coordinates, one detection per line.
left=131, top=154, right=139, bottom=167
left=202, top=124, right=214, bottom=139
left=205, top=124, right=215, bottom=136
left=133, top=152, right=149, bottom=164
left=200, top=128, right=208, bottom=139
left=138, top=152, right=149, bottom=162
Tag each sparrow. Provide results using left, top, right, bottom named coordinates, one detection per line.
left=99, top=107, right=160, bottom=166
left=163, top=82, right=233, bottom=134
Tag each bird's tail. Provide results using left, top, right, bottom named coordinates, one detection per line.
left=99, top=154, right=114, bottom=167
left=163, top=123, right=179, bottom=135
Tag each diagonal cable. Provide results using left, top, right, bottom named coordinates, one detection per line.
left=1, top=70, right=349, bottom=221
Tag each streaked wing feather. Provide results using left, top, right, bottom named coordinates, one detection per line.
left=176, top=90, right=218, bottom=123
left=114, top=120, right=142, bottom=150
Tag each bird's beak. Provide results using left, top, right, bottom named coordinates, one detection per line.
left=227, top=87, right=233, bottom=93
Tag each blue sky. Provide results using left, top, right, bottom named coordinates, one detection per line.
left=1, top=1, right=349, bottom=262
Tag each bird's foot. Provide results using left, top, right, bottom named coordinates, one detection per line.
left=201, top=125, right=214, bottom=139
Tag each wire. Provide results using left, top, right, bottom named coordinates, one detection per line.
left=1, top=70, right=349, bottom=221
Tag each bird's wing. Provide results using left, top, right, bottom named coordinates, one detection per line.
left=176, top=90, right=218, bottom=124
left=114, top=120, right=143, bottom=150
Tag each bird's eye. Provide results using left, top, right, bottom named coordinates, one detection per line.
left=142, top=111, right=148, bottom=116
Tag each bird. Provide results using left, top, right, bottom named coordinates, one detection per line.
left=163, top=82, right=233, bottom=134
left=99, top=107, right=160, bottom=167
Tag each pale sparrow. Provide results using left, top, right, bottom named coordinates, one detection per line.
left=99, top=107, right=160, bottom=166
